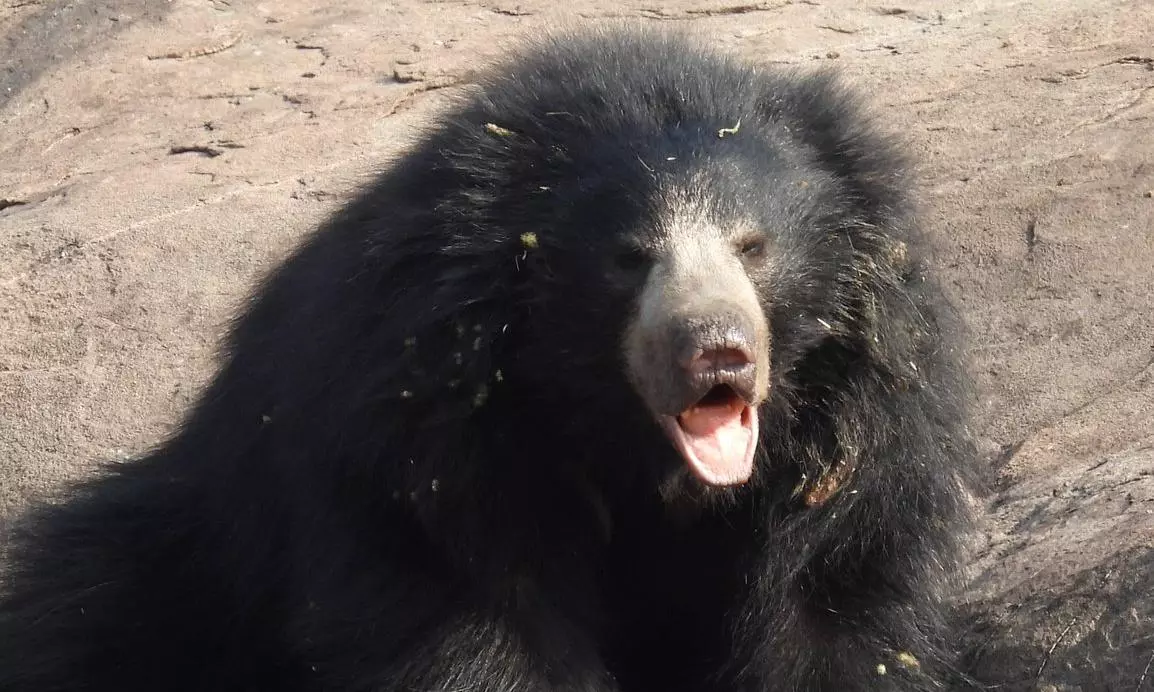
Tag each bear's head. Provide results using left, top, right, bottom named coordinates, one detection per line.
left=412, top=34, right=908, bottom=500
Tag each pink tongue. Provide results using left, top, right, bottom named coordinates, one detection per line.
left=676, top=398, right=757, bottom=486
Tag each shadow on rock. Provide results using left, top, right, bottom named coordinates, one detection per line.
left=957, top=447, right=1154, bottom=690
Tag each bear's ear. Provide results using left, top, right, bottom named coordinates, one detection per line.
left=754, top=69, right=911, bottom=224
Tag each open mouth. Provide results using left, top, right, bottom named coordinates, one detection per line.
left=659, top=384, right=759, bottom=487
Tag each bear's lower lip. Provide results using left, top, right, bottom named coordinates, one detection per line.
left=659, top=386, right=758, bottom=487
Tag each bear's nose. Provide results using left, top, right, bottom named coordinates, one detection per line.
left=672, top=319, right=759, bottom=405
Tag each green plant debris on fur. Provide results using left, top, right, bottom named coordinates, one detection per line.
left=718, top=119, right=741, bottom=138
left=789, top=473, right=808, bottom=499
left=485, top=123, right=515, bottom=137
left=895, top=652, right=920, bottom=669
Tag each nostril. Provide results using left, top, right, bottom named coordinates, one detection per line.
left=687, top=347, right=753, bottom=376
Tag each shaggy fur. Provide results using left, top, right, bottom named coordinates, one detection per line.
left=0, top=28, right=977, bottom=691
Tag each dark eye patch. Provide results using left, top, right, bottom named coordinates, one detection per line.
left=737, top=233, right=768, bottom=261
left=613, top=245, right=651, bottom=273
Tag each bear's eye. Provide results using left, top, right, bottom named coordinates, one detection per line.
left=613, top=246, right=650, bottom=274
left=738, top=236, right=768, bottom=260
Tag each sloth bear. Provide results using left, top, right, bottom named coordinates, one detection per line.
left=0, top=28, right=976, bottom=692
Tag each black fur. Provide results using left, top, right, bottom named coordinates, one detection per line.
left=0, top=28, right=977, bottom=691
